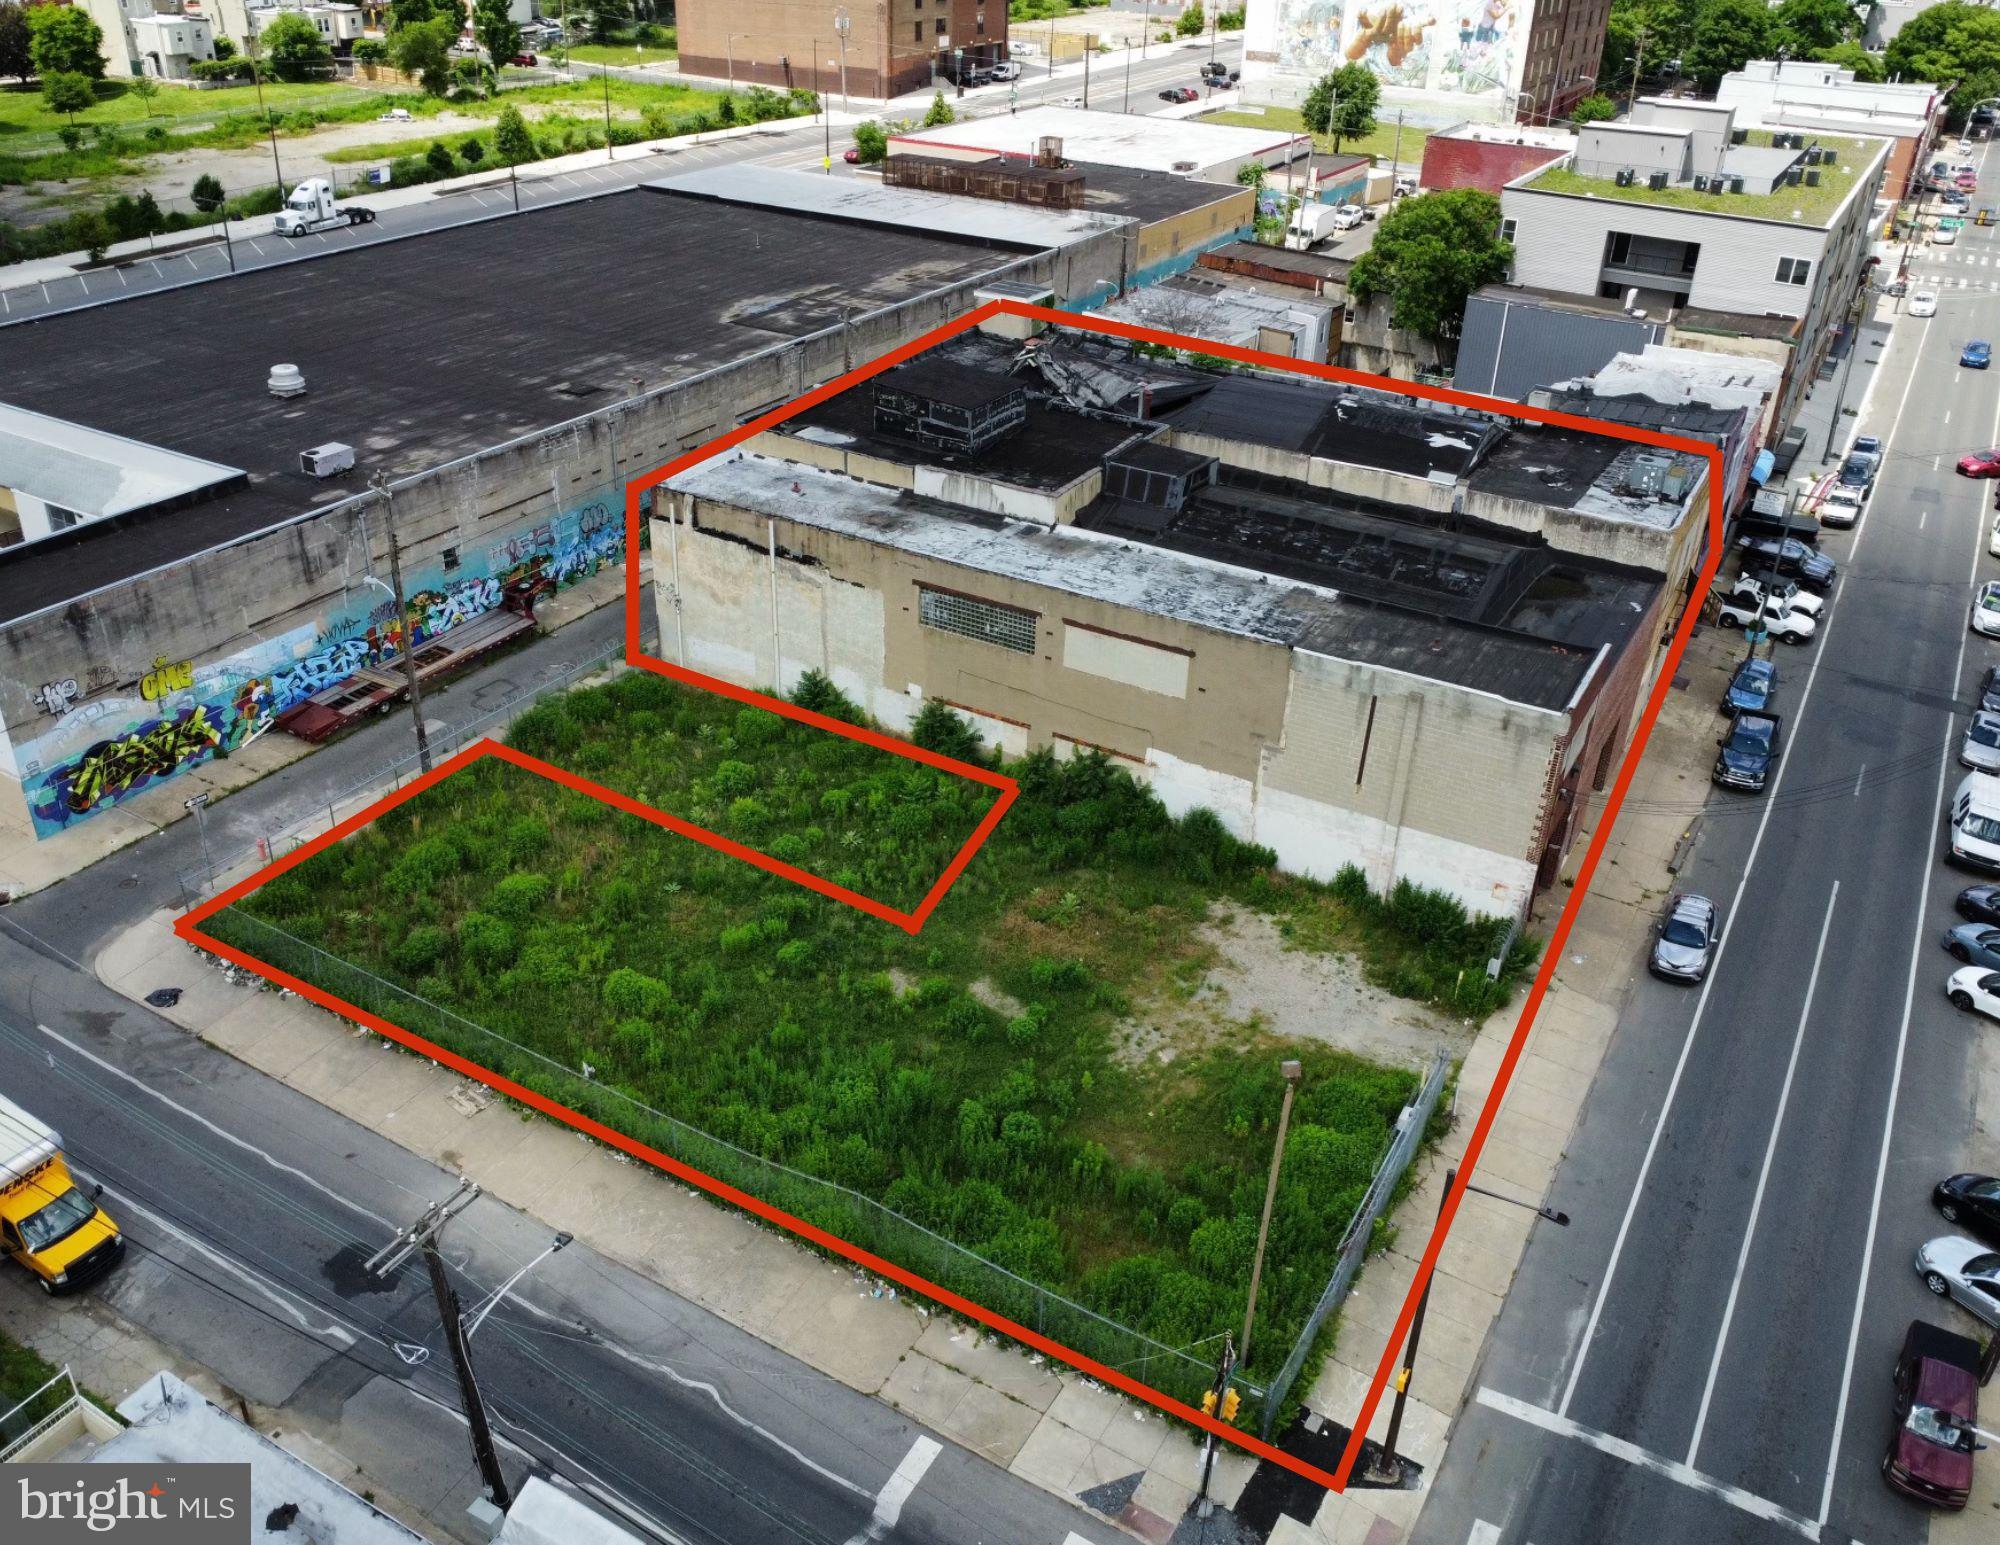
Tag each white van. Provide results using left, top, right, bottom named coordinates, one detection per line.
left=1950, top=771, right=2000, bottom=868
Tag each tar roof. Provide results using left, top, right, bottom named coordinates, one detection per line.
left=1156, top=374, right=1502, bottom=480
left=1069, top=159, right=1252, bottom=223
left=0, top=186, right=1021, bottom=623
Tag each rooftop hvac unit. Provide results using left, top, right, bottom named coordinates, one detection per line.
left=300, top=442, right=355, bottom=479
left=1660, top=459, right=1692, bottom=502
left=1731, top=127, right=1748, bottom=145
left=1615, top=167, right=1636, bottom=186
left=1805, top=168, right=1821, bottom=186
left=1648, top=170, right=1670, bottom=190
left=1035, top=135, right=1064, bottom=167
left=1786, top=168, right=1803, bottom=185
left=1730, top=175, right=1746, bottom=193
left=1624, top=453, right=1670, bottom=497
left=1693, top=173, right=1709, bottom=191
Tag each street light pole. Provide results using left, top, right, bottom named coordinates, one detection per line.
left=368, top=472, right=434, bottom=775
left=184, top=793, right=214, bottom=887
left=600, top=59, right=614, bottom=160
left=1238, top=1059, right=1303, bottom=1376
left=834, top=8, right=851, bottom=111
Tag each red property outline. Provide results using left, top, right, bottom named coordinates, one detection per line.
left=180, top=300, right=1724, bottom=1497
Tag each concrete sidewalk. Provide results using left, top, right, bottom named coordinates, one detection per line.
left=97, top=909, right=1256, bottom=1543
left=1268, top=609, right=1755, bottom=1544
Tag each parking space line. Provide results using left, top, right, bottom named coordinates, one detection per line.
left=1686, top=880, right=1839, bottom=1467
left=248, top=239, right=266, bottom=256
left=1816, top=372, right=2000, bottom=1530
left=841, top=1438, right=940, bottom=1545
left=1478, top=1389, right=1819, bottom=1540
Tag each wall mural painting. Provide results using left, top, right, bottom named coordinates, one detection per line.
left=1272, top=0, right=1522, bottom=101
left=19, top=496, right=627, bottom=839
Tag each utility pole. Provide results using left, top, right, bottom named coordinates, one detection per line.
left=600, top=59, right=614, bottom=161
left=1238, top=1060, right=1302, bottom=1375
left=1193, top=1334, right=1237, bottom=1518
left=834, top=8, right=851, bottom=111
left=1390, top=109, right=1405, bottom=174
left=370, top=472, right=433, bottom=774
left=1083, top=34, right=1092, bottom=109
left=1628, top=25, right=1648, bottom=109
left=365, top=1183, right=510, bottom=1513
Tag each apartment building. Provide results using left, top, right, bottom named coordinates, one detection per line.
left=1715, top=59, right=1943, bottom=201
left=677, top=0, right=1006, bottom=98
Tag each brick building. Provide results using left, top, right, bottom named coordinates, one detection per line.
left=677, top=0, right=1007, bottom=99
left=1419, top=122, right=1574, bottom=196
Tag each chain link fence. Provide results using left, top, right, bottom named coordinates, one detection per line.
left=201, top=906, right=1253, bottom=1413
left=1257, top=1050, right=1451, bottom=1437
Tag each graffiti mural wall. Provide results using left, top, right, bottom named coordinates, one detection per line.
left=1271, top=0, right=1525, bottom=102
left=14, top=494, right=626, bottom=840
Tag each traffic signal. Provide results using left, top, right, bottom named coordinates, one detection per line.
left=1220, top=1389, right=1241, bottom=1424
left=1200, top=1390, right=1218, bottom=1415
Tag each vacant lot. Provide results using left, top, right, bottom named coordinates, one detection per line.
left=213, top=670, right=1518, bottom=1400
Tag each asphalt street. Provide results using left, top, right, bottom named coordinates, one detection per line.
left=0, top=875, right=1122, bottom=1545
left=1415, top=148, right=2000, bottom=1544
left=0, top=40, right=1241, bottom=326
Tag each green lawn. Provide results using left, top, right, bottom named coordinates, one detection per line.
left=567, top=41, right=679, bottom=66
left=1200, top=106, right=1431, bottom=167
left=1522, top=128, right=1871, bottom=223
left=211, top=670, right=1514, bottom=1406
left=0, top=79, right=403, bottom=141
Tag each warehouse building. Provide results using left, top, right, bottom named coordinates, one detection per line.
left=656, top=326, right=1706, bottom=913
left=0, top=180, right=1131, bottom=853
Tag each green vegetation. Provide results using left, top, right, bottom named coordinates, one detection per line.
left=0, top=1326, right=119, bottom=1425
left=1301, top=63, right=1379, bottom=152
left=851, top=119, right=887, bottom=164
left=1350, top=188, right=1513, bottom=347
left=1008, top=0, right=1108, bottom=21
left=213, top=670, right=1526, bottom=1400
left=1200, top=105, right=1429, bottom=166
left=1888, top=2, right=2000, bottom=128
left=1602, top=0, right=1876, bottom=97
left=566, top=24, right=679, bottom=65
left=1524, top=127, right=1875, bottom=222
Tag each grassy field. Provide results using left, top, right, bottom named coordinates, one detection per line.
left=567, top=41, right=679, bottom=66
left=1200, top=105, right=1431, bottom=167
left=0, top=79, right=401, bottom=141
left=213, top=670, right=1521, bottom=1399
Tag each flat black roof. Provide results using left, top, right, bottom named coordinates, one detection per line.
left=1070, top=159, right=1249, bottom=224
left=0, top=185, right=1020, bottom=624
left=1076, top=465, right=1656, bottom=706
left=876, top=358, right=1024, bottom=412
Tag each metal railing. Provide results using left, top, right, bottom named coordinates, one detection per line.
left=176, top=636, right=631, bottom=907
left=1, top=1368, right=85, bottom=1461
left=200, top=908, right=1259, bottom=1412
left=1258, top=1050, right=1452, bottom=1437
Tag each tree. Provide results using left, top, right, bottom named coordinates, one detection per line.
left=1570, top=93, right=1617, bottom=123
left=473, top=0, right=519, bottom=87
left=260, top=12, right=333, bottom=81
left=424, top=137, right=456, bottom=176
left=41, top=70, right=95, bottom=126
left=1234, top=159, right=1266, bottom=187
left=1302, top=63, right=1378, bottom=149
left=28, top=4, right=105, bottom=79
left=1886, top=4, right=2000, bottom=127
left=1684, top=0, right=1771, bottom=92
left=575, top=0, right=631, bottom=44
left=127, top=70, right=159, bottom=117
left=190, top=172, right=226, bottom=213
left=1348, top=188, right=1513, bottom=348
left=1178, top=1, right=1205, bottom=38
left=391, top=14, right=456, bottom=94
left=71, top=209, right=110, bottom=262
left=212, top=33, right=236, bottom=59
left=387, top=0, right=450, bottom=31
left=493, top=101, right=533, bottom=163
left=0, top=3, right=32, bottom=86
left=1814, top=39, right=1884, bottom=81
left=1772, top=0, right=1861, bottom=54
left=851, top=119, right=887, bottom=163
left=922, top=89, right=954, bottom=126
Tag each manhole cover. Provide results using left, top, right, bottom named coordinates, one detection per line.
left=144, top=988, right=183, bottom=1008
left=118, top=875, right=141, bottom=890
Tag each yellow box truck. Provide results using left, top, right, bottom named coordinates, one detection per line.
left=0, top=1093, right=122, bottom=1293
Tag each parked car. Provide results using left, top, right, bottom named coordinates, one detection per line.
left=1944, top=920, right=2000, bottom=968
left=1650, top=893, right=1720, bottom=982
left=1957, top=884, right=2000, bottom=924
left=1738, top=534, right=1836, bottom=590
left=1916, top=1234, right=2000, bottom=1327
left=378, top=108, right=412, bottom=122
left=991, top=60, right=1021, bottom=81
left=1840, top=449, right=1878, bottom=487
left=1158, top=86, right=1199, bottom=102
left=1882, top=1320, right=1982, bottom=1510
left=1966, top=341, right=1993, bottom=370
left=1729, top=573, right=1823, bottom=618
left=510, top=51, right=537, bottom=65
left=1945, top=965, right=2000, bottom=1023
left=843, top=147, right=861, bottom=163
left=1964, top=711, right=2000, bottom=772
left=1974, top=581, right=2000, bottom=638
left=1990, top=512, right=2000, bottom=558
left=1820, top=484, right=1866, bottom=528
left=1331, top=203, right=1366, bottom=230
left=1393, top=175, right=1417, bottom=197
left=1912, top=289, right=1941, bottom=317
left=1935, top=1175, right=2000, bottom=1248
left=1722, top=656, right=1776, bottom=716
left=1714, top=710, right=1782, bottom=791
left=1717, top=594, right=1816, bottom=642
left=1958, top=448, right=2000, bottom=477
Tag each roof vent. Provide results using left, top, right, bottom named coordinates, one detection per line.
left=268, top=363, right=306, bottom=398
left=1171, top=159, right=1199, bottom=174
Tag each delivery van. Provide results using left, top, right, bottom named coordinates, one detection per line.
left=0, top=1094, right=122, bottom=1293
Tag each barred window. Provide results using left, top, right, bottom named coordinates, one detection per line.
left=919, top=586, right=1038, bottom=653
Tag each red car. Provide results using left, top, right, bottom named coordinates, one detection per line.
left=510, top=51, right=537, bottom=65
left=1960, top=448, right=2000, bottom=476
left=1883, top=1320, right=1981, bottom=1509
left=843, top=147, right=860, bottom=163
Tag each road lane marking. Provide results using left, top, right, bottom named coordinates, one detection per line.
left=843, top=1436, right=941, bottom=1544
left=36, top=1023, right=395, bottom=1229
left=1557, top=308, right=1936, bottom=1419
left=1686, top=880, right=1839, bottom=1467
left=1468, top=1525, right=1502, bottom=1545
left=1854, top=762, right=1868, bottom=797
left=1477, top=1389, right=1819, bottom=1541
left=1816, top=361, right=2000, bottom=1530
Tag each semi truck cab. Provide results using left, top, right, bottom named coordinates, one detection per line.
left=0, top=1094, right=123, bottom=1294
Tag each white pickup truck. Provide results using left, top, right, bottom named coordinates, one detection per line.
left=274, top=178, right=378, bottom=238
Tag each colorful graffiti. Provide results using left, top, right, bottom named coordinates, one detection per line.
left=1272, top=0, right=1522, bottom=101
left=18, top=490, right=630, bottom=839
